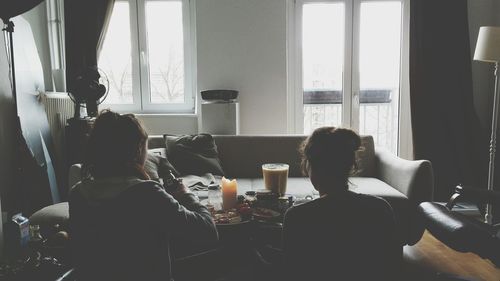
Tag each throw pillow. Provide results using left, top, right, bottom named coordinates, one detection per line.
left=144, top=148, right=180, bottom=181
left=164, top=134, right=225, bottom=176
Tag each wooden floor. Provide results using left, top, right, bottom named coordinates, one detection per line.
left=402, top=231, right=500, bottom=281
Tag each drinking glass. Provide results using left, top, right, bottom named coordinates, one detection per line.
left=262, top=163, right=289, bottom=196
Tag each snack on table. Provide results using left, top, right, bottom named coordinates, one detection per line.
left=252, top=207, right=280, bottom=219
left=213, top=209, right=242, bottom=224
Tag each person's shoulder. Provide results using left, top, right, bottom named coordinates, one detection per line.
left=353, top=192, right=394, bottom=218
left=285, top=198, right=322, bottom=219
left=118, top=181, right=178, bottom=209
left=126, top=180, right=166, bottom=195
left=354, top=192, right=390, bottom=206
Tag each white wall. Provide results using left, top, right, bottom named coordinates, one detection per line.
left=136, top=114, right=198, bottom=135
left=14, top=0, right=499, bottom=136
left=140, top=0, right=289, bottom=135
left=196, top=0, right=288, bottom=134
left=22, top=2, right=52, bottom=92
left=28, top=0, right=289, bottom=135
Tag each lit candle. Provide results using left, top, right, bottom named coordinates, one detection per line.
left=221, top=177, right=238, bottom=210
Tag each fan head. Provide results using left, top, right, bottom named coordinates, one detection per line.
left=69, top=66, right=109, bottom=118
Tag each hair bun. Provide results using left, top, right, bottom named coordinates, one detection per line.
left=335, top=128, right=361, bottom=152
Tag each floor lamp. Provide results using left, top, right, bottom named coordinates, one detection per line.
left=474, top=26, right=500, bottom=224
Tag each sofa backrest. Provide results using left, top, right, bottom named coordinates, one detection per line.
left=147, top=135, right=375, bottom=178
left=215, top=135, right=305, bottom=178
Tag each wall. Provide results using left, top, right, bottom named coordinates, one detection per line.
left=13, top=1, right=499, bottom=136
left=22, top=2, right=52, bottom=92
left=196, top=0, right=288, bottom=134
left=15, top=0, right=290, bottom=135
left=136, top=114, right=198, bottom=135
left=135, top=0, right=288, bottom=135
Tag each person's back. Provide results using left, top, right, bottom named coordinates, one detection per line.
left=69, top=110, right=217, bottom=281
left=282, top=127, right=400, bottom=281
left=70, top=178, right=217, bottom=281
left=283, top=191, right=398, bottom=281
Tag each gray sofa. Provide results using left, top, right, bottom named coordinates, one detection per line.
left=33, top=134, right=433, bottom=246
left=149, top=135, right=434, bottom=246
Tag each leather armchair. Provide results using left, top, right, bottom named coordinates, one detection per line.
left=418, top=185, right=500, bottom=266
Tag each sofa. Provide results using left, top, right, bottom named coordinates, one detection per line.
left=149, top=135, right=433, bottom=245
left=32, top=134, right=433, bottom=246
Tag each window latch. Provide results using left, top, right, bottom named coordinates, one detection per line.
left=141, top=51, right=147, bottom=66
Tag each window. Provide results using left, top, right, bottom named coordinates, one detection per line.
left=99, top=0, right=195, bottom=113
left=289, top=0, right=409, bottom=154
left=47, top=0, right=66, bottom=92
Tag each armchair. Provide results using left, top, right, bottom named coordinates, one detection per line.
left=418, top=185, right=500, bottom=266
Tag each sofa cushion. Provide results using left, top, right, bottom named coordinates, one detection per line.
left=233, top=176, right=412, bottom=245
left=213, top=135, right=376, bottom=178
left=164, top=134, right=225, bottom=176
left=214, top=135, right=305, bottom=178
left=232, top=177, right=406, bottom=200
left=29, top=202, right=69, bottom=228
left=147, top=135, right=375, bottom=178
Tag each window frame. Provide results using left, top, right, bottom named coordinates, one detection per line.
left=46, top=0, right=66, bottom=92
left=103, top=0, right=196, bottom=114
left=287, top=0, right=410, bottom=156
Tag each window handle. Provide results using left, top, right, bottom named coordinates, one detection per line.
left=353, top=91, right=359, bottom=105
left=141, top=51, right=147, bottom=66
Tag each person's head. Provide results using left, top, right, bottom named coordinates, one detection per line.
left=82, top=110, right=149, bottom=180
left=300, top=127, right=361, bottom=194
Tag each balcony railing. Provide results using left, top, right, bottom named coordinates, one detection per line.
left=303, top=89, right=398, bottom=153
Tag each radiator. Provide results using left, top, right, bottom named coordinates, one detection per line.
left=40, top=92, right=74, bottom=192
left=41, top=92, right=74, bottom=140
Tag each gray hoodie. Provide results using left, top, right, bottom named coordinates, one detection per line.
left=69, top=177, right=218, bottom=281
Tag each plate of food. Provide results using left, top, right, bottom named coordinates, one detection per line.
left=203, top=202, right=253, bottom=226
left=212, top=210, right=242, bottom=224
left=252, top=207, right=281, bottom=220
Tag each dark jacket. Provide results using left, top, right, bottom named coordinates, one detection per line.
left=283, top=191, right=400, bottom=281
left=69, top=177, right=218, bottom=281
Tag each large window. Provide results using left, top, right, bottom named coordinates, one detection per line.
left=99, top=0, right=195, bottom=113
left=290, top=0, right=409, bottom=154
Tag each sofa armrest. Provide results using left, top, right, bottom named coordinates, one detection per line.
left=68, top=164, right=82, bottom=192
left=375, top=149, right=434, bottom=204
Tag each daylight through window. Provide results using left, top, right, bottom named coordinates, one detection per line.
left=99, top=0, right=194, bottom=113
left=295, top=0, right=406, bottom=154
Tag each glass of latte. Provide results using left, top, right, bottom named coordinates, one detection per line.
left=262, top=163, right=289, bottom=196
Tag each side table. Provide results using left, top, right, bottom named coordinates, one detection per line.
left=0, top=250, right=74, bottom=281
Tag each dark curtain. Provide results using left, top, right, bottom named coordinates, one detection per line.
left=65, top=0, right=115, bottom=96
left=409, top=0, right=488, bottom=201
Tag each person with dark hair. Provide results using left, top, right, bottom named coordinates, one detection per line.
left=69, top=110, right=217, bottom=281
left=283, top=127, right=399, bottom=281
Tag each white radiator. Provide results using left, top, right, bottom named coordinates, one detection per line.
left=41, top=92, right=74, bottom=140
left=40, top=92, right=74, bottom=183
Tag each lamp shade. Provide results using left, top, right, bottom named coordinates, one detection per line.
left=474, top=26, right=500, bottom=63
left=0, top=0, right=44, bottom=23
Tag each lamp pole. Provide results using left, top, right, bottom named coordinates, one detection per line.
left=2, top=20, right=17, bottom=116
left=486, top=62, right=500, bottom=224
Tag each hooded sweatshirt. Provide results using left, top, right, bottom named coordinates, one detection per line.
left=69, top=177, right=218, bottom=281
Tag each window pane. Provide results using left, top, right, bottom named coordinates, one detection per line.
left=358, top=2, right=402, bottom=153
left=146, top=1, right=185, bottom=104
left=302, top=3, right=344, bottom=134
left=99, top=2, right=133, bottom=104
